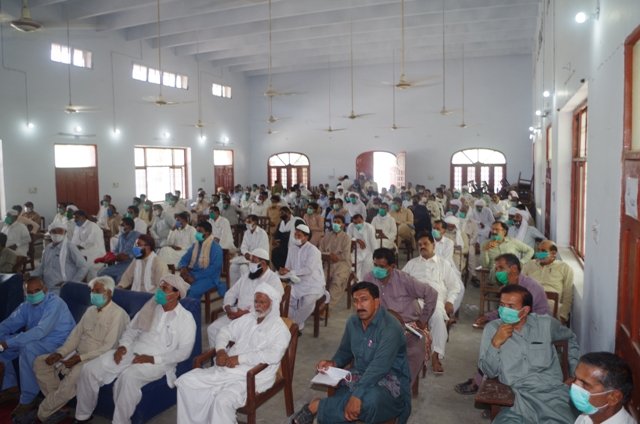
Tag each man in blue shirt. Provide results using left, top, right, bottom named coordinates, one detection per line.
left=291, top=281, right=412, bottom=424
left=0, top=277, right=75, bottom=418
left=178, top=221, right=224, bottom=298
left=98, top=217, right=140, bottom=281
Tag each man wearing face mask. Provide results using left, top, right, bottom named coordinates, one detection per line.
left=523, top=240, right=574, bottom=325
left=125, top=205, right=148, bottom=235
left=96, top=195, right=112, bottom=230
left=20, top=201, right=41, bottom=229
left=207, top=248, right=283, bottom=347
left=482, top=221, right=534, bottom=271
left=178, top=221, right=224, bottom=299
left=118, top=234, right=168, bottom=294
left=32, top=276, right=129, bottom=424
left=177, top=283, right=290, bottom=424
left=164, top=195, right=188, bottom=226
left=1, top=210, right=31, bottom=256
left=229, top=215, right=270, bottom=284
left=0, top=278, right=75, bottom=418
left=158, top=212, right=198, bottom=267
left=427, top=194, right=444, bottom=222
left=431, top=220, right=455, bottom=265
left=29, top=222, right=89, bottom=293
left=208, top=206, right=236, bottom=251
left=442, top=216, right=469, bottom=275
left=571, top=352, right=635, bottom=424
left=472, top=199, right=495, bottom=245
left=280, top=224, right=326, bottom=333
left=478, top=284, right=579, bottom=423
left=327, top=198, right=352, bottom=225
left=345, top=192, right=367, bottom=219
left=389, top=197, right=416, bottom=250
left=365, top=248, right=437, bottom=388
left=71, top=210, right=106, bottom=279
left=98, top=217, right=141, bottom=282
left=346, top=214, right=377, bottom=281
left=73, top=275, right=196, bottom=424
left=271, top=207, right=304, bottom=270
left=303, top=202, right=325, bottom=246
left=139, top=200, right=153, bottom=225
left=319, top=215, right=352, bottom=307
left=12, top=205, right=40, bottom=234
left=371, top=203, right=397, bottom=250
left=150, top=204, right=172, bottom=248
left=248, top=192, right=269, bottom=218
left=220, top=196, right=241, bottom=226
left=506, top=209, right=545, bottom=249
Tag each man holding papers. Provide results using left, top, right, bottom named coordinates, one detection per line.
left=291, top=281, right=412, bottom=424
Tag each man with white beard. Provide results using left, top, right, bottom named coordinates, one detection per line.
left=346, top=214, right=376, bottom=281
left=176, top=283, right=290, bottom=424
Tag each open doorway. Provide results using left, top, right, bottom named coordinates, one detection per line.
left=355, top=151, right=403, bottom=191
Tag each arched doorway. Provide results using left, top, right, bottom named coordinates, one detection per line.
left=450, top=148, right=506, bottom=193
left=267, top=152, right=310, bottom=189
left=356, top=151, right=405, bottom=191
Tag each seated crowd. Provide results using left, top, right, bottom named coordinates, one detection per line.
left=0, top=177, right=635, bottom=424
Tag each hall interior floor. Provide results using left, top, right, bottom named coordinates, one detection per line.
left=87, top=260, right=487, bottom=424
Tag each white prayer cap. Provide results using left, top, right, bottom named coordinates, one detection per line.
left=255, top=282, right=282, bottom=306
left=250, top=248, right=270, bottom=261
left=508, top=207, right=519, bottom=216
left=444, top=216, right=459, bottom=226
left=159, top=274, right=190, bottom=299
left=66, top=205, right=79, bottom=212
left=336, top=184, right=344, bottom=190
left=6, top=210, right=18, bottom=216
left=474, top=199, right=486, bottom=207
left=48, top=221, right=67, bottom=231
left=296, top=224, right=311, bottom=235
left=348, top=192, right=359, bottom=198
left=450, top=199, right=462, bottom=208
left=88, top=276, right=115, bottom=292
left=514, top=209, right=530, bottom=220
left=509, top=190, right=519, bottom=198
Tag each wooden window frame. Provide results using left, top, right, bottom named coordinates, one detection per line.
left=135, top=146, right=189, bottom=202
left=570, top=102, right=588, bottom=260
left=267, top=152, right=310, bottom=189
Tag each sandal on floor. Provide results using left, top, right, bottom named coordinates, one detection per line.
left=454, top=378, right=478, bottom=395
left=291, top=403, right=314, bottom=424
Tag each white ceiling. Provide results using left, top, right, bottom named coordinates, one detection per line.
left=3, top=0, right=541, bottom=75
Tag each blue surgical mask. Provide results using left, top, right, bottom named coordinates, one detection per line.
left=378, top=209, right=387, bottom=217
left=90, top=293, right=107, bottom=308
left=155, top=289, right=168, bottom=306
left=498, top=306, right=521, bottom=324
left=534, top=251, right=549, bottom=260
left=432, top=229, right=441, bottom=240
left=26, top=290, right=45, bottom=305
left=491, top=233, right=504, bottom=241
left=107, top=209, right=114, bottom=217
left=195, top=232, right=205, bottom=242
left=132, top=246, right=144, bottom=259
left=175, top=221, right=183, bottom=229
left=332, top=223, right=342, bottom=233
left=372, top=266, right=389, bottom=280
left=355, top=223, right=364, bottom=231
left=570, top=383, right=611, bottom=415
left=495, top=271, right=509, bottom=285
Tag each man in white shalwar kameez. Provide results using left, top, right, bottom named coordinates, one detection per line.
left=176, top=283, right=291, bottom=424
left=73, top=274, right=196, bottom=424
left=472, top=199, right=495, bottom=245
left=229, top=215, right=270, bottom=285
left=157, top=213, right=197, bottom=267
left=346, top=214, right=376, bottom=281
left=402, top=233, right=463, bottom=374
left=207, top=248, right=283, bottom=347
left=371, top=203, right=397, bottom=250
left=279, top=224, right=326, bottom=332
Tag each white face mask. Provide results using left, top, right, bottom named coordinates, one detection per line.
left=51, top=233, right=65, bottom=243
left=293, top=238, right=303, bottom=246
left=248, top=262, right=261, bottom=273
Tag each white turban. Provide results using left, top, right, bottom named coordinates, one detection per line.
left=48, top=221, right=67, bottom=231
left=474, top=199, right=486, bottom=207
left=444, top=216, right=459, bottom=226
left=254, top=282, right=283, bottom=322
left=508, top=207, right=519, bottom=216
left=159, top=274, right=190, bottom=299
left=450, top=199, right=462, bottom=208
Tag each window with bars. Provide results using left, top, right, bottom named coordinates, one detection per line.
left=51, top=43, right=92, bottom=68
left=267, top=152, right=310, bottom=189
left=450, top=148, right=507, bottom=193
left=134, top=146, right=189, bottom=202
left=571, top=104, right=588, bottom=259
left=212, top=83, right=232, bottom=98
left=131, top=63, right=188, bottom=90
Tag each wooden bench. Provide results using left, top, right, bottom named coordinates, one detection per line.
left=475, top=339, right=569, bottom=420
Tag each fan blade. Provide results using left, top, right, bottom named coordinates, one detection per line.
left=322, top=126, right=346, bottom=133
left=57, top=132, right=96, bottom=138
left=344, top=112, right=374, bottom=120
left=264, top=88, right=300, bottom=98
left=65, top=104, right=99, bottom=114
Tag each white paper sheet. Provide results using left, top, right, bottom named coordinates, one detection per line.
left=625, top=177, right=638, bottom=220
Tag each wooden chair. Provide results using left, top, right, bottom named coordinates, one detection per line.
left=22, top=232, right=43, bottom=272
left=102, top=228, right=112, bottom=254
left=475, top=339, right=569, bottom=420
left=192, top=318, right=300, bottom=424
left=386, top=309, right=427, bottom=398
left=545, top=291, right=560, bottom=319
left=255, top=216, right=271, bottom=234
left=346, top=240, right=359, bottom=310
left=478, top=267, right=500, bottom=316
left=312, top=295, right=329, bottom=338
left=202, top=249, right=230, bottom=323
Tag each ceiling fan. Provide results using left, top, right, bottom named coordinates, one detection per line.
left=457, top=44, right=479, bottom=129
left=63, top=21, right=98, bottom=114
left=143, top=0, right=184, bottom=106
left=185, top=50, right=208, bottom=133
left=57, top=128, right=96, bottom=138
left=344, top=21, right=372, bottom=120
left=263, top=0, right=298, bottom=98
left=266, top=96, right=289, bottom=123
left=389, top=50, right=409, bottom=130
left=322, top=60, right=345, bottom=133
left=385, top=0, right=439, bottom=90
left=438, top=0, right=458, bottom=116
left=6, top=0, right=42, bottom=32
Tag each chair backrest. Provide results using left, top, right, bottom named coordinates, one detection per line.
left=280, top=318, right=299, bottom=383
left=350, top=240, right=358, bottom=276
left=280, top=283, right=291, bottom=318
left=256, top=217, right=271, bottom=233
left=221, top=249, right=231, bottom=287
left=321, top=255, right=332, bottom=286
left=545, top=291, right=560, bottom=319
left=552, top=339, right=569, bottom=381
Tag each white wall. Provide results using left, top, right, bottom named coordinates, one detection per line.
left=532, top=0, right=640, bottom=352
left=246, top=54, right=533, bottom=189
left=0, top=27, right=251, bottom=221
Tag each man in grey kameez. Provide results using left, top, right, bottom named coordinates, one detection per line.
left=478, top=284, right=579, bottom=423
